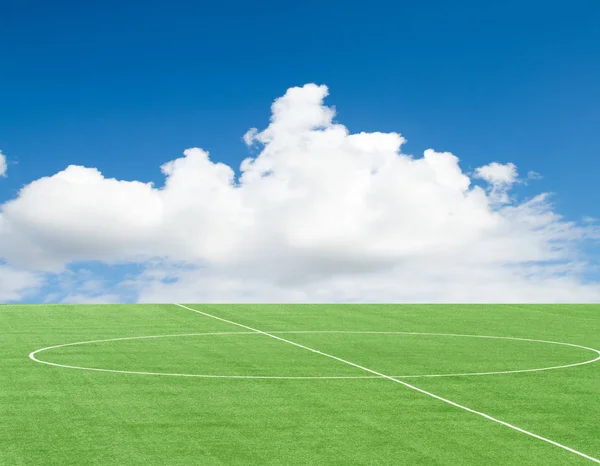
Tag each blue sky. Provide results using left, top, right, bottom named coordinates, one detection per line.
left=1, top=0, right=599, bottom=303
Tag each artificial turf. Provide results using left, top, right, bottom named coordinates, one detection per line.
left=1, top=304, right=599, bottom=465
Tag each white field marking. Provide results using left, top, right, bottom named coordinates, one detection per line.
left=29, top=331, right=600, bottom=380
left=274, top=331, right=600, bottom=378
left=174, top=303, right=600, bottom=464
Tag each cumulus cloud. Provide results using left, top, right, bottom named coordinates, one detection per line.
left=0, top=83, right=598, bottom=303
left=0, top=150, right=7, bottom=177
left=473, top=162, right=519, bottom=204
left=474, top=162, right=518, bottom=186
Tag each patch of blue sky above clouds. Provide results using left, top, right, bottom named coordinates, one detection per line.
left=1, top=0, right=599, bottom=303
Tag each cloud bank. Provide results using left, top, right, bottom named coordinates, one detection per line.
left=0, top=84, right=598, bottom=303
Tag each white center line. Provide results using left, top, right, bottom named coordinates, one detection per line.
left=174, top=303, right=600, bottom=464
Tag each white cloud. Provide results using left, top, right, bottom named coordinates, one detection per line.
left=474, top=162, right=518, bottom=186
left=0, top=83, right=598, bottom=302
left=0, top=150, right=7, bottom=177
left=0, top=265, right=42, bottom=301
left=474, top=162, right=519, bottom=204
left=132, top=262, right=600, bottom=304
left=243, top=128, right=258, bottom=146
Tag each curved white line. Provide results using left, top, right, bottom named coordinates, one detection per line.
left=28, top=331, right=600, bottom=379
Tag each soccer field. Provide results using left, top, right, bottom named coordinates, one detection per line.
left=2, top=304, right=599, bottom=465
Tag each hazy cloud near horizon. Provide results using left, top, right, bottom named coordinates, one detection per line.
left=1, top=84, right=599, bottom=303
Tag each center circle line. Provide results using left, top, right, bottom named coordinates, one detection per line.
left=28, top=331, right=600, bottom=379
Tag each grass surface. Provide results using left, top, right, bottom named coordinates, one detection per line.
left=1, top=304, right=600, bottom=465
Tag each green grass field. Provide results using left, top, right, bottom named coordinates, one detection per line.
left=2, top=304, right=600, bottom=465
